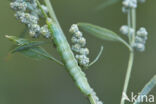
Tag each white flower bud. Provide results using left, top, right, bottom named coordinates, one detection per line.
left=78, top=37, right=86, bottom=47
left=69, top=24, right=79, bottom=34
left=72, top=44, right=81, bottom=53
left=120, top=25, right=129, bottom=35
left=71, top=37, right=78, bottom=43
left=40, top=25, right=51, bottom=38
left=133, top=43, right=145, bottom=52
left=76, top=55, right=90, bottom=67
left=10, top=1, right=27, bottom=11
left=80, top=48, right=89, bottom=55
left=74, top=31, right=83, bottom=38
left=122, top=0, right=137, bottom=8
left=120, top=25, right=134, bottom=36
left=135, top=36, right=146, bottom=44
left=137, top=27, right=148, bottom=37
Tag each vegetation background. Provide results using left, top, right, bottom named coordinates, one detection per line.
left=0, top=0, right=155, bottom=104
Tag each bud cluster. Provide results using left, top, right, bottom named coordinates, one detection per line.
left=69, top=24, right=90, bottom=67
left=133, top=27, right=148, bottom=52
left=122, top=0, right=137, bottom=13
left=120, top=25, right=148, bottom=52
left=10, top=0, right=51, bottom=38
left=122, top=0, right=147, bottom=13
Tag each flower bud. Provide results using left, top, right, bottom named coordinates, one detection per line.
left=74, top=31, right=83, bottom=38
left=80, top=48, right=89, bottom=55
left=72, top=44, right=81, bottom=53
left=69, top=24, right=79, bottom=34
left=78, top=37, right=86, bottom=47
left=120, top=25, right=134, bottom=36
left=133, top=43, right=145, bottom=52
left=137, top=27, right=148, bottom=37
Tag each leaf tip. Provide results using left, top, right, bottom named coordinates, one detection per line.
left=5, top=35, right=10, bottom=38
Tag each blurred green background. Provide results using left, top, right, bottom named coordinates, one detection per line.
left=0, top=0, right=156, bottom=104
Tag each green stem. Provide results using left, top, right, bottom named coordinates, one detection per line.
left=131, top=8, right=136, bottom=45
left=127, top=10, right=131, bottom=43
left=120, top=8, right=136, bottom=104
left=120, top=51, right=134, bottom=104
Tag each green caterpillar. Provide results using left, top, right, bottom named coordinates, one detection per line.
left=47, top=19, right=93, bottom=95
left=37, top=0, right=103, bottom=103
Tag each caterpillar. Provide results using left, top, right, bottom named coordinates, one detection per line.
left=46, top=18, right=103, bottom=104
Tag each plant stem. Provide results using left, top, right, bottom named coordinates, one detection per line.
left=131, top=8, right=136, bottom=44
left=120, top=51, right=134, bottom=104
left=127, top=10, right=131, bottom=43
left=120, top=8, right=136, bottom=104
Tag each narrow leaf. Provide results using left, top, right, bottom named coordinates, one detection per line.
left=96, top=0, right=121, bottom=10
left=78, top=23, right=122, bottom=41
left=18, top=47, right=63, bottom=65
left=11, top=41, right=45, bottom=53
left=5, top=35, right=29, bottom=45
left=6, top=35, right=63, bottom=65
left=9, top=28, right=28, bottom=50
left=134, top=75, right=156, bottom=104
left=78, top=23, right=132, bottom=50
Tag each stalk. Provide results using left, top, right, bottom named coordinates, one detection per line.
left=120, top=8, right=136, bottom=104
left=120, top=51, right=134, bottom=104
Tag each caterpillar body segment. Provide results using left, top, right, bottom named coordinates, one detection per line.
left=47, top=21, right=93, bottom=96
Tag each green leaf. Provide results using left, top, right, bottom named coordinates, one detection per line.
left=19, top=46, right=51, bottom=60
left=78, top=23, right=122, bottom=41
left=11, top=41, right=45, bottom=53
left=134, top=75, right=156, bottom=104
left=78, top=23, right=131, bottom=50
left=96, top=0, right=121, bottom=10
left=17, top=46, right=63, bottom=65
left=5, top=35, right=29, bottom=45
left=9, top=28, right=28, bottom=51
left=6, top=35, right=63, bottom=65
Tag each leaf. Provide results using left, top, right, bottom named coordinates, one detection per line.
left=11, top=41, right=45, bottom=53
left=134, top=75, right=156, bottom=104
left=78, top=23, right=122, bottom=41
left=96, top=0, right=121, bottom=10
left=19, top=46, right=51, bottom=60
left=78, top=23, right=131, bottom=50
left=6, top=35, right=63, bottom=65
left=17, top=46, right=63, bottom=65
left=9, top=27, right=28, bottom=51
left=5, top=35, right=29, bottom=45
